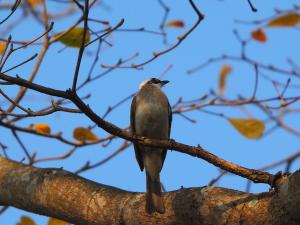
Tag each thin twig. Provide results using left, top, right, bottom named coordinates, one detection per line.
left=2, top=53, right=38, bottom=73
left=0, top=0, right=21, bottom=24
left=75, top=141, right=130, bottom=174
left=72, top=0, right=89, bottom=91
left=12, top=130, right=33, bottom=164
left=246, top=0, right=257, bottom=12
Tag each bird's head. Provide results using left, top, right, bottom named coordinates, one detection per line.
left=139, top=78, right=169, bottom=90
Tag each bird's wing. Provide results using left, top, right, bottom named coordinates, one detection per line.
left=161, top=101, right=172, bottom=169
left=130, top=95, right=144, bottom=171
left=168, top=101, right=172, bottom=137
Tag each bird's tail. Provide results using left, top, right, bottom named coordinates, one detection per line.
left=146, top=171, right=165, bottom=214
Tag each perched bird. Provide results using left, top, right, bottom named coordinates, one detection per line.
left=130, top=78, right=172, bottom=214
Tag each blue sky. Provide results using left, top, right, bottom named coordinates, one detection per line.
left=1, top=0, right=300, bottom=224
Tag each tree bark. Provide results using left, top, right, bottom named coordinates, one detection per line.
left=0, top=157, right=299, bottom=225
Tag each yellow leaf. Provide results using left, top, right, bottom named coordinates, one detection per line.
left=48, top=218, right=68, bottom=225
left=166, top=20, right=185, bottom=28
left=228, top=118, right=265, bottom=139
left=34, top=123, right=51, bottom=134
left=73, top=127, right=98, bottom=142
left=28, top=0, right=41, bottom=7
left=219, top=65, right=232, bottom=95
left=17, top=216, right=36, bottom=225
left=251, top=29, right=267, bottom=43
left=0, top=41, right=7, bottom=55
left=268, top=13, right=300, bottom=27
left=56, top=27, right=90, bottom=48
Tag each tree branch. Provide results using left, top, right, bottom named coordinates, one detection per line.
left=0, top=72, right=276, bottom=185
left=102, top=0, right=204, bottom=69
left=72, top=0, right=89, bottom=91
left=0, top=157, right=299, bottom=225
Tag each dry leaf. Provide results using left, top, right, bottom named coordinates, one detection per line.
left=48, top=218, right=68, bottom=225
left=17, top=216, right=36, bottom=225
left=28, top=0, right=41, bottom=7
left=166, top=20, right=185, bottom=28
left=0, top=41, right=7, bottom=55
left=56, top=27, right=91, bottom=48
left=268, top=13, right=300, bottom=27
left=228, top=118, right=265, bottom=139
left=34, top=123, right=51, bottom=134
left=73, top=127, right=98, bottom=142
left=251, top=29, right=267, bottom=43
left=219, top=65, right=232, bottom=95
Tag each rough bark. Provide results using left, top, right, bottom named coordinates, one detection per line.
left=0, top=157, right=299, bottom=225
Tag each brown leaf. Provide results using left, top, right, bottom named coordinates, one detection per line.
left=34, top=123, right=51, bottom=134
left=219, top=65, right=232, bottom=95
left=166, top=20, right=185, bottom=28
left=251, top=29, right=267, bottom=43
left=73, top=127, right=98, bottom=143
left=268, top=13, right=300, bottom=27
left=228, top=118, right=265, bottom=139
left=48, top=218, right=68, bottom=225
left=17, top=216, right=36, bottom=225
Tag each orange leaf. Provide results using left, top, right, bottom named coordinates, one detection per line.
left=0, top=41, right=7, bottom=55
left=17, top=216, right=36, bottom=225
left=73, top=127, right=98, bottom=142
left=166, top=20, right=185, bottom=28
left=268, top=13, right=300, bottom=27
left=48, top=218, right=68, bottom=225
left=219, top=65, right=232, bottom=95
left=251, top=29, right=267, bottom=43
left=34, top=123, right=51, bottom=134
left=28, top=0, right=42, bottom=7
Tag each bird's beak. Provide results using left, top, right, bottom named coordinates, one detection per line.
left=161, top=80, right=169, bottom=86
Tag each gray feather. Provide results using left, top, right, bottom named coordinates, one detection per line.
left=130, top=83, right=171, bottom=214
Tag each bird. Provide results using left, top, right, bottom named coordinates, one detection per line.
left=130, top=78, right=172, bottom=214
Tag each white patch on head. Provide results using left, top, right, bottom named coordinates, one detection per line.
left=139, top=79, right=150, bottom=90
left=139, top=79, right=163, bottom=90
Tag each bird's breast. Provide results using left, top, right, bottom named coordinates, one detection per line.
left=135, top=98, right=169, bottom=139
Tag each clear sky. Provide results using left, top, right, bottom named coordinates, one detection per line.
left=1, top=0, right=300, bottom=224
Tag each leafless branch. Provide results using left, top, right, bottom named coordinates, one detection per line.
left=246, top=0, right=257, bottom=12
left=72, top=0, right=89, bottom=91
left=102, top=0, right=204, bottom=69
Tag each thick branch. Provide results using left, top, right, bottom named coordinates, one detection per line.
left=0, top=157, right=299, bottom=225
